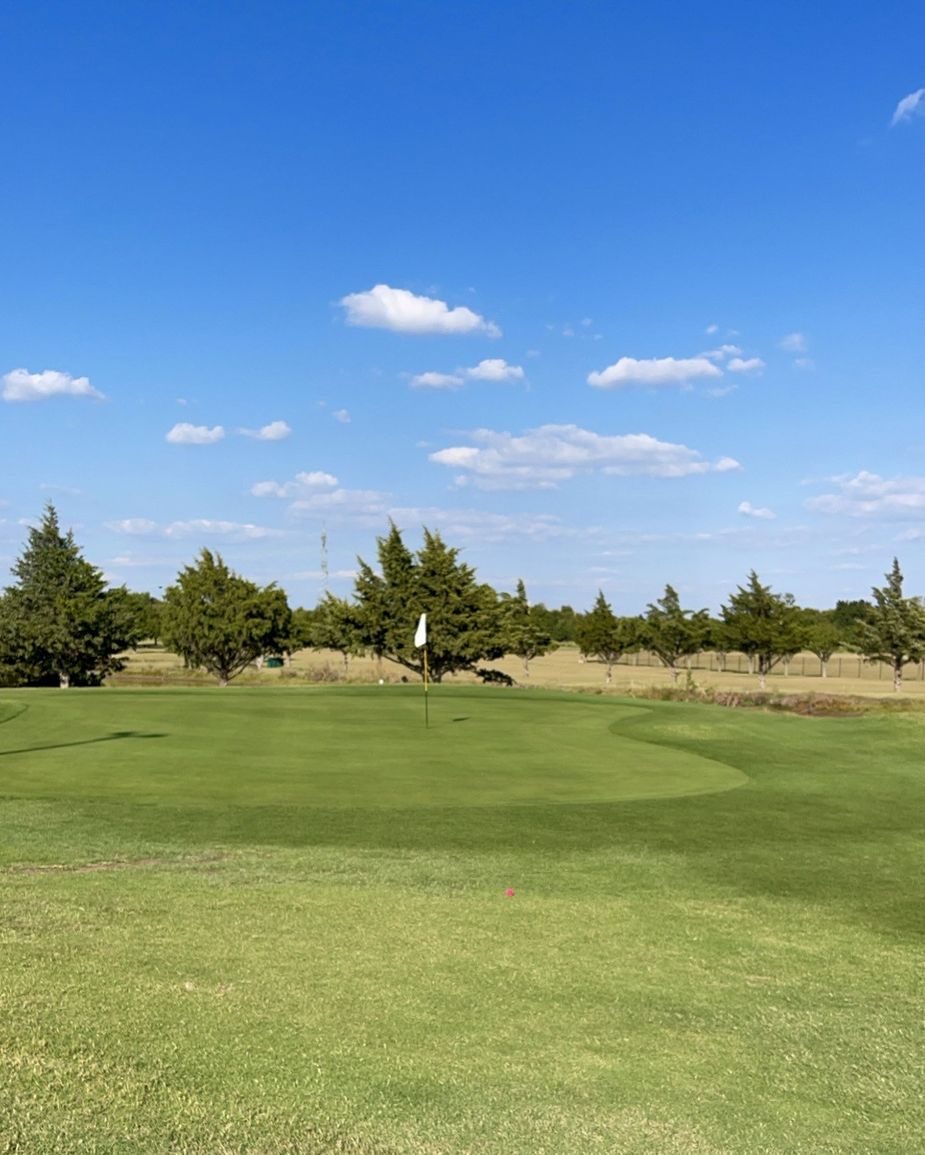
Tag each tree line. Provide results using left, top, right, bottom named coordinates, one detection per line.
left=2, top=505, right=925, bottom=692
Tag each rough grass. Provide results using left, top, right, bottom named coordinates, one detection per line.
left=1, top=687, right=922, bottom=1153
left=116, top=642, right=925, bottom=702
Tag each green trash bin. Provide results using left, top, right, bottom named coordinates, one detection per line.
left=265, top=657, right=284, bottom=669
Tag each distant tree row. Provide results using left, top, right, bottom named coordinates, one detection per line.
left=2, top=507, right=925, bottom=693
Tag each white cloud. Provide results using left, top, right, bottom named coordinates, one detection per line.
left=588, top=355, right=722, bottom=389
left=240, top=420, right=292, bottom=441
left=705, top=323, right=719, bottom=335
left=251, top=471, right=338, bottom=498
left=106, top=518, right=160, bottom=535
left=429, top=424, right=741, bottom=490
left=465, top=358, right=524, bottom=381
left=107, top=518, right=282, bottom=540
left=388, top=506, right=568, bottom=542
left=3, top=368, right=104, bottom=402
left=332, top=409, right=351, bottom=423
left=794, top=357, right=815, bottom=370
left=410, top=358, right=525, bottom=390
left=339, top=284, right=501, bottom=336
left=891, top=88, right=925, bottom=126
left=166, top=423, right=225, bottom=445
left=410, top=370, right=465, bottom=390
left=108, top=554, right=169, bottom=567
left=165, top=519, right=282, bottom=540
left=806, top=471, right=925, bottom=519
left=778, top=332, right=806, bottom=353
left=702, top=344, right=742, bottom=362
left=727, top=357, right=765, bottom=374
left=290, top=489, right=391, bottom=518
left=738, top=500, right=777, bottom=520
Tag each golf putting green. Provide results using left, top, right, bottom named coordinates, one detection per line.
left=0, top=687, right=747, bottom=813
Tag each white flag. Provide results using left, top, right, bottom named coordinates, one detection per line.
left=414, top=612, right=427, bottom=648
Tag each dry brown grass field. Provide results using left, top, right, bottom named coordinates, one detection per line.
left=113, top=644, right=925, bottom=700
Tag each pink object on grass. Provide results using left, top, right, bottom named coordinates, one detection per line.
left=505, top=887, right=516, bottom=898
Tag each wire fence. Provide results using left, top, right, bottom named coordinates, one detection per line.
left=605, top=650, right=925, bottom=681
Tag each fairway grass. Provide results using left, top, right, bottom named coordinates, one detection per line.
left=1, top=687, right=922, bottom=1153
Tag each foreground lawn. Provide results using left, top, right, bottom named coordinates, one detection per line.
left=0, top=686, right=921, bottom=1154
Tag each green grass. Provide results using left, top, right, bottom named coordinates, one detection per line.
left=0, top=686, right=922, bottom=1154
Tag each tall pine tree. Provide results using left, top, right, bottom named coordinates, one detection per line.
left=575, top=591, right=642, bottom=683
left=642, top=584, right=709, bottom=683
left=353, top=524, right=504, bottom=682
left=721, top=571, right=804, bottom=689
left=0, top=504, right=140, bottom=687
left=858, top=559, right=925, bottom=692
left=161, top=549, right=292, bottom=686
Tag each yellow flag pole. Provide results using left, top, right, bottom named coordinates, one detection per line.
left=423, top=645, right=429, bottom=729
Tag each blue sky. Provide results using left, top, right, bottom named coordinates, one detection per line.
left=2, top=1, right=924, bottom=613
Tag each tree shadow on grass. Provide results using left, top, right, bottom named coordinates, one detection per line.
left=0, top=731, right=167, bottom=757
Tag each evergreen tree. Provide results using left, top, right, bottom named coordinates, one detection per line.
left=124, top=590, right=164, bottom=644
left=642, top=584, right=709, bottom=683
left=0, top=504, right=141, bottom=687
left=703, top=616, right=734, bottom=671
left=286, top=607, right=316, bottom=655
left=575, top=591, right=642, bottom=683
left=858, top=559, right=925, bottom=692
left=310, top=593, right=366, bottom=674
left=529, top=602, right=578, bottom=643
left=721, top=571, right=804, bottom=689
left=161, top=549, right=291, bottom=685
left=500, top=579, right=552, bottom=676
left=800, top=608, right=843, bottom=678
left=830, top=598, right=876, bottom=648
left=352, top=524, right=504, bottom=682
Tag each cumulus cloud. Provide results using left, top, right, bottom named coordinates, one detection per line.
left=339, top=284, right=501, bottom=336
left=702, top=344, right=742, bottom=362
left=166, top=423, right=225, bottom=445
left=290, top=489, right=391, bottom=518
left=727, top=357, right=765, bottom=374
left=332, top=409, right=351, bottom=423
left=240, top=420, right=292, bottom=441
left=778, top=332, right=806, bottom=353
left=806, top=471, right=925, bottom=518
left=892, top=88, right=925, bottom=126
left=106, top=518, right=160, bottom=535
left=108, top=518, right=282, bottom=540
left=429, top=424, right=741, bottom=490
left=588, top=355, right=722, bottom=389
left=465, top=358, right=524, bottom=381
left=388, top=506, right=568, bottom=542
left=3, top=368, right=104, bottom=402
left=251, top=471, right=338, bottom=498
left=165, top=519, right=282, bottom=540
left=410, top=370, right=465, bottom=390
left=410, top=358, right=524, bottom=389
left=738, top=500, right=777, bottom=520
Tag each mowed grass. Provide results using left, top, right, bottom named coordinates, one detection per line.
left=0, top=687, right=922, bottom=1154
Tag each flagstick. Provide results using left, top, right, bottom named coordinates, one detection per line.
left=423, top=645, right=430, bottom=729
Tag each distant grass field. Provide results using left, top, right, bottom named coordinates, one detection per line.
left=115, top=642, right=925, bottom=700
left=1, top=686, right=922, bottom=1153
